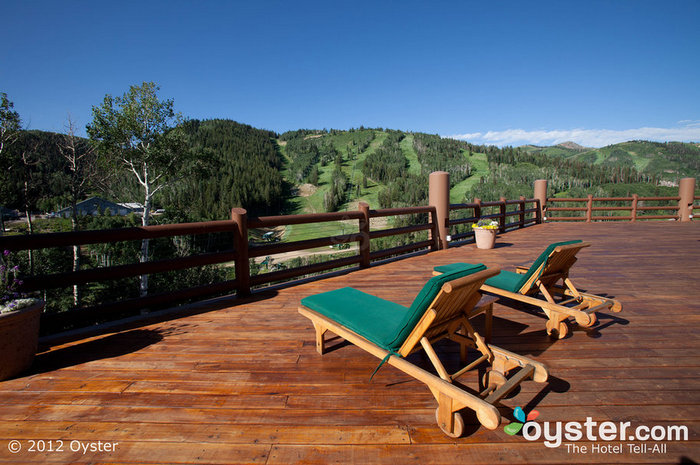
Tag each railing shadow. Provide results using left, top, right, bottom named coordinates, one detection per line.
left=31, top=329, right=165, bottom=374
left=38, top=289, right=279, bottom=350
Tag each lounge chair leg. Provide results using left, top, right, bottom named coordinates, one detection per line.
left=485, top=304, right=493, bottom=343
left=312, top=322, right=327, bottom=355
left=563, top=278, right=581, bottom=299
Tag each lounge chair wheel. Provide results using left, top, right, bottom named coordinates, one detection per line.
left=575, top=311, right=597, bottom=328
left=546, top=319, right=569, bottom=339
left=435, top=408, right=465, bottom=438
left=482, top=370, right=507, bottom=391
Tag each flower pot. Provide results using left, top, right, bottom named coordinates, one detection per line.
left=474, top=228, right=497, bottom=249
left=0, top=300, right=43, bottom=381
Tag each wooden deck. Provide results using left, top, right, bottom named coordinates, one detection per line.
left=1, top=222, right=698, bottom=464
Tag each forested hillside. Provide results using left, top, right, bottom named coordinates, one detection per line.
left=0, top=130, right=78, bottom=214
left=522, top=140, right=700, bottom=183
left=1, top=123, right=697, bottom=224
left=0, top=120, right=287, bottom=221
left=164, top=119, right=285, bottom=219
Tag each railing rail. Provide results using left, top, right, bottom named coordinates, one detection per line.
left=447, top=198, right=540, bottom=243
left=546, top=195, right=684, bottom=222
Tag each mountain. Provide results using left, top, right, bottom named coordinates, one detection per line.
left=3, top=123, right=698, bottom=227
left=557, top=141, right=589, bottom=151
left=521, top=140, right=699, bottom=183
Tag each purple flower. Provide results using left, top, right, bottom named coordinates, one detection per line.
left=3, top=250, right=10, bottom=256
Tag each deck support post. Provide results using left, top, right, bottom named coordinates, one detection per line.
left=534, top=179, right=547, bottom=223
left=678, top=178, right=696, bottom=222
left=429, top=171, right=450, bottom=250
left=231, top=208, right=250, bottom=296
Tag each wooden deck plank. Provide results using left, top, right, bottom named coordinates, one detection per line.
left=0, top=222, right=698, bottom=464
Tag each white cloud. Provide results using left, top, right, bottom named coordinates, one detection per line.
left=449, top=124, right=700, bottom=148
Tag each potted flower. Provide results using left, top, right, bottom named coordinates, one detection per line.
left=472, top=219, right=499, bottom=249
left=0, top=250, right=43, bottom=381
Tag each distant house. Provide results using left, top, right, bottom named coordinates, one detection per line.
left=118, top=202, right=144, bottom=215
left=54, top=197, right=143, bottom=218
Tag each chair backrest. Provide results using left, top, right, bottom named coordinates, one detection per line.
left=384, top=264, right=487, bottom=351
left=518, top=241, right=590, bottom=293
left=398, top=267, right=500, bottom=356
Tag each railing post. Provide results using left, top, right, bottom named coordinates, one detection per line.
left=534, top=179, right=547, bottom=222
left=534, top=198, right=542, bottom=224
left=519, top=195, right=525, bottom=228
left=474, top=198, right=482, bottom=222
left=429, top=171, right=450, bottom=250
left=231, top=208, right=250, bottom=296
left=499, top=196, right=507, bottom=233
left=358, top=202, right=371, bottom=267
left=678, top=178, right=696, bottom=222
left=631, top=194, right=639, bottom=222
left=586, top=195, right=593, bottom=223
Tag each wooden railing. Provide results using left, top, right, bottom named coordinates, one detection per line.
left=1, top=173, right=695, bottom=334
left=0, top=203, right=447, bottom=332
left=2, top=220, right=243, bottom=330
left=546, top=195, right=689, bottom=222
left=447, top=197, right=540, bottom=244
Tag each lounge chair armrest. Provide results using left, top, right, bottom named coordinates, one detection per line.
left=515, top=265, right=530, bottom=274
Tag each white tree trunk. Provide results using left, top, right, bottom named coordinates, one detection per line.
left=139, top=177, right=152, bottom=299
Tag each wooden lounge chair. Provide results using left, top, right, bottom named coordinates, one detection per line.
left=298, top=264, right=548, bottom=437
left=434, top=240, right=623, bottom=339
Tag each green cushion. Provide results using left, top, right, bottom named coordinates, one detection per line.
left=301, top=287, right=411, bottom=351
left=484, top=270, right=525, bottom=293
left=433, top=262, right=476, bottom=274
left=301, top=263, right=486, bottom=351
left=435, top=262, right=523, bottom=293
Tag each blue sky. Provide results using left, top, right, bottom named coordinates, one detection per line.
left=2, top=0, right=699, bottom=147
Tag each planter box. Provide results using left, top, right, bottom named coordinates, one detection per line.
left=0, top=300, right=43, bottom=381
left=474, top=228, right=497, bottom=249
